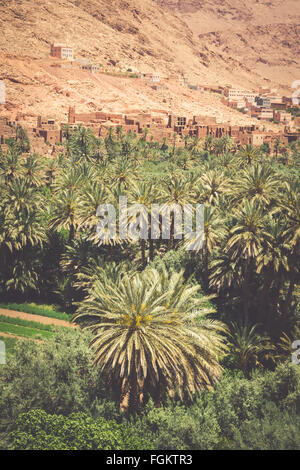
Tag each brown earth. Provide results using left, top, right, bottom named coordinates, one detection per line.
left=0, top=308, right=74, bottom=328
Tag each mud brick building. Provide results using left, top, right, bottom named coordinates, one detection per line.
left=33, top=116, right=62, bottom=144
left=0, top=117, right=16, bottom=145
left=50, top=44, right=73, bottom=60
left=273, top=111, right=292, bottom=125
left=63, top=106, right=298, bottom=150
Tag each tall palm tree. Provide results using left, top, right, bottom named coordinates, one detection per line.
left=109, top=156, right=138, bottom=190
left=273, top=138, right=281, bottom=160
left=50, top=189, right=81, bottom=242
left=198, top=170, right=230, bottom=206
left=238, top=144, right=261, bottom=166
left=184, top=205, right=227, bottom=290
left=22, top=154, right=44, bottom=187
left=126, top=181, right=160, bottom=266
left=73, top=267, right=227, bottom=412
left=204, top=135, right=215, bottom=153
left=228, top=321, right=274, bottom=376
left=256, top=218, right=289, bottom=321
left=230, top=164, right=279, bottom=207
left=160, top=174, right=196, bottom=250
left=0, top=149, right=21, bottom=184
left=2, top=178, right=42, bottom=217
left=78, top=181, right=108, bottom=237
left=226, top=200, right=268, bottom=316
left=279, top=181, right=300, bottom=317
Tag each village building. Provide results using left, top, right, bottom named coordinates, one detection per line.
left=140, top=72, right=160, bottom=83
left=50, top=44, right=73, bottom=60
left=273, top=111, right=292, bottom=125
left=0, top=117, right=16, bottom=145
left=76, top=59, right=100, bottom=73
left=256, top=96, right=271, bottom=108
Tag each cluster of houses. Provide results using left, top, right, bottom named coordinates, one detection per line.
left=0, top=42, right=299, bottom=154
left=49, top=44, right=100, bottom=73
left=221, top=86, right=296, bottom=124
left=0, top=103, right=299, bottom=155
left=48, top=43, right=297, bottom=130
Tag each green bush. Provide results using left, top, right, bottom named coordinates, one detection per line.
left=9, top=409, right=153, bottom=450
left=0, top=329, right=110, bottom=423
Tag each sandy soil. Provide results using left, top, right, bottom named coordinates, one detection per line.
left=0, top=308, right=75, bottom=328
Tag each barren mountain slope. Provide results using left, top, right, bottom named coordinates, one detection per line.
left=156, top=0, right=300, bottom=88
left=0, top=0, right=299, bottom=121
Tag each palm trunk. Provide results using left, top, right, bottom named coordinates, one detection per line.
left=141, top=239, right=146, bottom=268
left=149, top=238, right=154, bottom=261
left=168, top=211, right=175, bottom=251
left=148, top=213, right=154, bottom=261
left=203, top=242, right=209, bottom=291
left=243, top=260, right=250, bottom=317
left=69, top=223, right=75, bottom=242
left=283, top=277, right=295, bottom=317
left=259, top=271, right=272, bottom=323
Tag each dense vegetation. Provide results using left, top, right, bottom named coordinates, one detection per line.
left=0, top=126, right=299, bottom=449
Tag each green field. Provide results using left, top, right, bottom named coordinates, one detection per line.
left=0, top=302, right=70, bottom=321
left=0, top=315, right=66, bottom=332
left=0, top=321, right=54, bottom=340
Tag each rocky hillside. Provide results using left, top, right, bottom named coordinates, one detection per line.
left=156, top=0, right=300, bottom=88
left=0, top=0, right=299, bottom=120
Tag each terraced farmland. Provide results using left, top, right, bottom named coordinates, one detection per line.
left=0, top=305, right=73, bottom=362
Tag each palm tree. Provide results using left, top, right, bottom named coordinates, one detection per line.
left=160, top=174, right=196, bottom=250
left=256, top=218, right=289, bottom=321
left=204, top=135, right=214, bottom=153
left=2, top=178, right=42, bottom=216
left=198, top=170, right=230, bottom=206
left=50, top=189, right=81, bottom=242
left=226, top=200, right=268, bottom=316
left=126, top=181, right=160, bottom=266
left=279, top=181, right=300, bottom=317
left=184, top=205, right=227, bottom=290
left=53, top=166, right=85, bottom=193
left=22, top=154, right=44, bottom=187
left=230, top=164, right=279, bottom=207
left=0, top=149, right=21, bottom=184
left=15, top=125, right=30, bottom=153
left=273, top=138, right=281, bottom=160
left=109, top=156, right=138, bottom=190
left=238, top=144, right=261, bottom=166
left=228, top=321, right=274, bottom=377
left=78, top=181, right=108, bottom=235
left=73, top=267, right=227, bottom=412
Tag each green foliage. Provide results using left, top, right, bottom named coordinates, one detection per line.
left=0, top=321, right=54, bottom=339
left=0, top=335, right=18, bottom=358
left=0, top=314, right=65, bottom=332
left=7, top=362, right=300, bottom=450
left=9, top=410, right=150, bottom=450
left=0, top=329, right=109, bottom=424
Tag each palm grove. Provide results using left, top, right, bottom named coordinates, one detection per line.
left=0, top=124, right=300, bottom=449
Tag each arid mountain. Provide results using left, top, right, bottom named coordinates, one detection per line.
left=156, top=0, right=300, bottom=88
left=0, top=0, right=299, bottom=121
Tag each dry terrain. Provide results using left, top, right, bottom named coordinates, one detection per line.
left=0, top=0, right=299, bottom=121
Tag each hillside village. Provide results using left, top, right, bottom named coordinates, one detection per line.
left=0, top=43, right=299, bottom=155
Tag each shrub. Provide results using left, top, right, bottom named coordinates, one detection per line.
left=0, top=329, right=111, bottom=424
left=9, top=409, right=153, bottom=450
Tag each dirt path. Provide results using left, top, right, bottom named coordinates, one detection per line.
left=0, top=308, right=75, bottom=328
